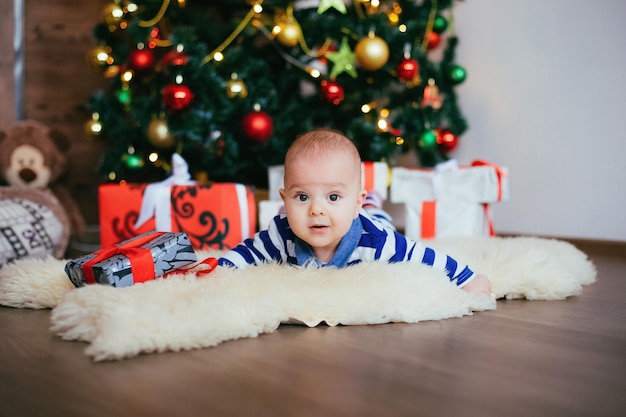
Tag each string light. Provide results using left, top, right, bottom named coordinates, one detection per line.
left=377, top=108, right=390, bottom=132
left=121, top=70, right=133, bottom=83
left=308, top=68, right=321, bottom=78
left=201, top=1, right=265, bottom=65
left=125, top=2, right=138, bottom=13
left=90, top=114, right=102, bottom=133
left=254, top=21, right=320, bottom=77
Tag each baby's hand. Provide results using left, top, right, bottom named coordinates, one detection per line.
left=462, top=274, right=492, bottom=296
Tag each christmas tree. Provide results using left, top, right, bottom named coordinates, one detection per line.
left=86, top=0, right=468, bottom=188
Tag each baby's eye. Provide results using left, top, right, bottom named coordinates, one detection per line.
left=297, top=194, right=308, bottom=202
left=328, top=194, right=340, bottom=202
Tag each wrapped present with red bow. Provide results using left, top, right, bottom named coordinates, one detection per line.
left=258, top=161, right=390, bottom=229
left=99, top=154, right=256, bottom=251
left=390, top=159, right=509, bottom=240
left=65, top=231, right=198, bottom=288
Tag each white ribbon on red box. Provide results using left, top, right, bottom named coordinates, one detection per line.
left=135, top=153, right=196, bottom=232
left=134, top=154, right=251, bottom=242
left=390, top=160, right=509, bottom=240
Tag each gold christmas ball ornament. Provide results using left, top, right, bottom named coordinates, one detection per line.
left=226, top=73, right=248, bottom=98
left=355, top=34, right=389, bottom=71
left=276, top=21, right=301, bottom=48
left=147, top=117, right=176, bottom=149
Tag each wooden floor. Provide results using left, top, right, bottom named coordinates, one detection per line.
left=0, top=244, right=625, bottom=417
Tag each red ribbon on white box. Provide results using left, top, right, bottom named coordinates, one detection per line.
left=390, top=159, right=509, bottom=240
left=420, top=160, right=457, bottom=239
left=361, top=161, right=389, bottom=199
left=471, top=159, right=508, bottom=202
left=421, top=201, right=437, bottom=239
left=470, top=159, right=509, bottom=237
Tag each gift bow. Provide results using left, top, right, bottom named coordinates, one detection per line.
left=82, top=232, right=166, bottom=285
left=134, top=153, right=196, bottom=231
left=174, top=257, right=219, bottom=277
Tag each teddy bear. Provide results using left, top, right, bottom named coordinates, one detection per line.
left=0, top=120, right=86, bottom=243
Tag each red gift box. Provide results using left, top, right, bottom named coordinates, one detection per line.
left=99, top=182, right=256, bottom=250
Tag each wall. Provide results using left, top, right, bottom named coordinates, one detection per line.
left=2, top=0, right=624, bottom=242
left=450, top=0, right=626, bottom=241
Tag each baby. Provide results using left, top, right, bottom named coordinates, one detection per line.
left=218, top=128, right=492, bottom=295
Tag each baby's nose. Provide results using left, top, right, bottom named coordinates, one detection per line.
left=310, top=201, right=326, bottom=215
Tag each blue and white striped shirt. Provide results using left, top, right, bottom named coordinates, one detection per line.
left=218, top=209, right=475, bottom=287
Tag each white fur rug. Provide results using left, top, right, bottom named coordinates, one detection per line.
left=0, top=237, right=596, bottom=361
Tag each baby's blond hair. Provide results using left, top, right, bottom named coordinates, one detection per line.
left=284, top=128, right=362, bottom=170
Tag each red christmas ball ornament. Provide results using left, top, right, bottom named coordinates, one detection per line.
left=242, top=110, right=273, bottom=142
left=437, top=129, right=459, bottom=153
left=427, top=32, right=442, bottom=50
left=396, top=58, right=419, bottom=81
left=127, top=48, right=156, bottom=74
left=162, top=84, right=194, bottom=110
left=161, top=50, right=189, bottom=70
left=320, top=80, right=344, bottom=105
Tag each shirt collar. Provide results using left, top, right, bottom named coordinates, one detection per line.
left=295, top=217, right=363, bottom=268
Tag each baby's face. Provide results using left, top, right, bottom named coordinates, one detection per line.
left=280, top=152, right=366, bottom=263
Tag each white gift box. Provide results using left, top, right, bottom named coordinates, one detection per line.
left=390, top=160, right=509, bottom=240
left=258, top=200, right=284, bottom=232
left=259, top=162, right=390, bottom=230
left=266, top=165, right=285, bottom=202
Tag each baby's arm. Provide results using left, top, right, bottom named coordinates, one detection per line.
left=218, top=216, right=287, bottom=268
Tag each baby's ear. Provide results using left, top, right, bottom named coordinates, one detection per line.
left=358, top=189, right=367, bottom=204
left=279, top=188, right=286, bottom=201
left=355, top=189, right=367, bottom=216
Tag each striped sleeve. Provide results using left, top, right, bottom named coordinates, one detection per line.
left=217, top=215, right=291, bottom=268
left=355, top=211, right=475, bottom=287
left=407, top=240, right=475, bottom=287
